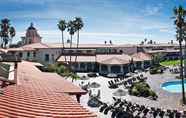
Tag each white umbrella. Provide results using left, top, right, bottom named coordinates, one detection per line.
left=89, top=82, right=101, bottom=88
left=80, top=75, right=89, bottom=80
left=126, top=72, right=134, bottom=77
left=113, top=89, right=127, bottom=97
left=107, top=73, right=117, bottom=78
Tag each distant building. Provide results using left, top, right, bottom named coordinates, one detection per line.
left=21, top=23, right=42, bottom=45
left=2, top=23, right=182, bottom=75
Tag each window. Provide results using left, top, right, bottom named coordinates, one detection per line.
left=19, top=53, right=23, bottom=58
left=45, top=54, right=49, bottom=62
left=33, top=52, right=36, bottom=57
left=27, top=52, right=30, bottom=57
left=51, top=54, right=54, bottom=61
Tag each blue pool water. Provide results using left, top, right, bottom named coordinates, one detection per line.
left=161, top=80, right=186, bottom=93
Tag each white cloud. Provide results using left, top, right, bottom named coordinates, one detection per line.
left=142, top=4, right=163, bottom=16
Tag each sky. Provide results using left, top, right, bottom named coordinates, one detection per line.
left=0, top=0, right=186, bottom=44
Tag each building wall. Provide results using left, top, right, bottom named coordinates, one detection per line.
left=35, top=48, right=62, bottom=65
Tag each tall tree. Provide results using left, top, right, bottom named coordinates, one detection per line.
left=173, top=5, right=186, bottom=104
left=9, top=26, right=16, bottom=46
left=144, top=38, right=147, bottom=43
left=104, top=41, right=107, bottom=44
left=74, top=17, right=84, bottom=63
left=67, top=20, right=76, bottom=71
left=109, top=40, right=112, bottom=44
left=0, top=18, right=16, bottom=48
left=58, top=19, right=67, bottom=62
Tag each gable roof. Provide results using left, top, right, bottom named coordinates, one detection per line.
left=96, top=54, right=132, bottom=65
left=132, top=52, right=152, bottom=61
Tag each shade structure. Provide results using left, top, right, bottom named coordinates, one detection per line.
left=113, top=89, right=127, bottom=97
left=80, top=75, right=89, bottom=80
left=89, top=82, right=101, bottom=88
left=107, top=73, right=117, bottom=78
left=126, top=72, right=134, bottom=77
left=134, top=69, right=142, bottom=73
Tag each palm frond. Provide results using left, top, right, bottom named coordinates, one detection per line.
left=58, top=19, right=66, bottom=31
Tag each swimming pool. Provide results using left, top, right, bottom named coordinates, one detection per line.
left=161, top=80, right=186, bottom=93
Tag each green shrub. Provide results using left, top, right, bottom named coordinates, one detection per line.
left=131, top=88, right=139, bottom=96
left=150, top=65, right=164, bottom=74
left=47, top=64, right=56, bottom=72
left=129, top=82, right=158, bottom=100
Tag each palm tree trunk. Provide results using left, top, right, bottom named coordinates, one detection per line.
left=184, top=40, right=186, bottom=78
left=62, top=31, right=67, bottom=63
left=9, top=38, right=12, bottom=48
left=69, top=34, right=73, bottom=70
left=179, top=40, right=186, bottom=104
left=75, top=30, right=79, bottom=63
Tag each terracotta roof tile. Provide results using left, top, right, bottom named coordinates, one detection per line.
left=132, top=52, right=152, bottom=61
left=0, top=61, right=96, bottom=117
left=96, top=54, right=132, bottom=65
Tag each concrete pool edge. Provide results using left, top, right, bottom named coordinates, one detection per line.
left=161, top=80, right=186, bottom=93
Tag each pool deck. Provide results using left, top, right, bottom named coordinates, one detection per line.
left=73, top=70, right=186, bottom=117
left=133, top=70, right=185, bottom=111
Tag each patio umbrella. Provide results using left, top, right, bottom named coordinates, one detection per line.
left=89, top=82, right=101, bottom=88
left=126, top=72, right=134, bottom=77
left=113, top=89, right=127, bottom=97
left=135, top=69, right=142, bottom=73
left=107, top=73, right=117, bottom=78
left=80, top=75, right=89, bottom=80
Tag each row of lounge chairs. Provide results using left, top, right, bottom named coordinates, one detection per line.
left=108, top=74, right=147, bottom=89
left=169, top=68, right=180, bottom=74
left=98, top=98, right=183, bottom=118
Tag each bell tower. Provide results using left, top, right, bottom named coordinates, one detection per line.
left=21, top=23, right=42, bottom=45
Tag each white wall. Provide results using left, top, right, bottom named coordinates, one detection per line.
left=35, top=48, right=62, bottom=65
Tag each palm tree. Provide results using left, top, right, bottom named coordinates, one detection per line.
left=0, top=18, right=15, bottom=48
left=74, top=17, right=84, bottom=63
left=104, top=41, right=107, bottom=44
left=109, top=40, right=112, bottom=45
left=67, top=20, right=76, bottom=71
left=174, top=5, right=186, bottom=104
left=144, top=38, right=147, bottom=44
left=9, top=26, right=16, bottom=47
left=129, top=58, right=134, bottom=73
left=58, top=19, right=67, bottom=62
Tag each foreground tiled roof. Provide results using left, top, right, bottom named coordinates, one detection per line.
left=0, top=61, right=96, bottom=117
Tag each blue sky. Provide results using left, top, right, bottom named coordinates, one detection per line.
left=0, top=0, right=186, bottom=44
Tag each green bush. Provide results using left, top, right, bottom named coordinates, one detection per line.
left=150, top=65, right=164, bottom=74
left=131, top=88, right=139, bottom=96
left=129, top=82, right=158, bottom=100
left=43, top=63, right=80, bottom=80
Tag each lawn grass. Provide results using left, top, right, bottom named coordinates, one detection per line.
left=160, top=60, right=180, bottom=66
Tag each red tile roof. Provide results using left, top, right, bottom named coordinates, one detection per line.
left=96, top=54, right=131, bottom=65
left=0, top=61, right=96, bottom=117
left=132, top=52, right=152, bottom=61
left=57, top=54, right=146, bottom=65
